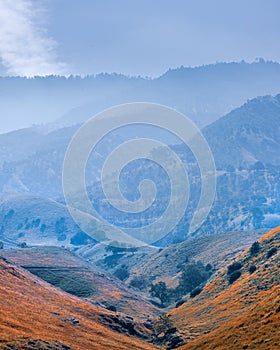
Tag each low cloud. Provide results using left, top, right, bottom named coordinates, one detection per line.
left=0, top=0, right=67, bottom=76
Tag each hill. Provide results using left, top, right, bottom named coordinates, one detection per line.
left=77, top=230, right=264, bottom=291
left=0, top=193, right=96, bottom=248
left=0, top=246, right=159, bottom=319
left=203, top=94, right=280, bottom=168
left=1, top=93, right=280, bottom=243
left=0, top=255, right=158, bottom=349
left=2, top=60, right=280, bottom=133
left=167, top=227, right=280, bottom=349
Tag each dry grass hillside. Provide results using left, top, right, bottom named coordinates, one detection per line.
left=77, top=231, right=264, bottom=291
left=128, top=230, right=265, bottom=288
left=168, top=227, right=280, bottom=349
left=0, top=246, right=159, bottom=319
left=0, top=256, right=159, bottom=350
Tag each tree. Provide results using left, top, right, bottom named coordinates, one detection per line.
left=149, top=281, right=170, bottom=307
left=249, top=241, right=260, bottom=256
left=228, top=270, right=242, bottom=284
left=249, top=265, right=257, bottom=274
left=0, top=241, right=3, bottom=249
left=190, top=287, right=203, bottom=298
left=267, top=247, right=277, bottom=259
left=129, top=275, right=149, bottom=291
left=227, top=261, right=242, bottom=275
left=113, top=265, right=129, bottom=281
left=177, top=261, right=209, bottom=295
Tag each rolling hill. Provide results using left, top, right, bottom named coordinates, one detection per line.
left=76, top=230, right=265, bottom=295
left=0, top=255, right=158, bottom=350
left=168, top=227, right=280, bottom=349
left=1, top=92, right=280, bottom=243
left=0, top=246, right=159, bottom=319
left=0, top=193, right=96, bottom=248
left=204, top=94, right=280, bottom=168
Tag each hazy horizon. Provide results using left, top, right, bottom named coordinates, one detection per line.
left=0, top=0, right=279, bottom=77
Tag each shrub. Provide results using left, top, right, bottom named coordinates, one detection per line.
left=175, top=299, right=185, bottom=308
left=40, top=224, right=47, bottom=233
left=113, top=265, right=129, bottom=281
left=249, top=265, right=257, bottom=274
left=70, top=231, right=95, bottom=245
left=105, top=245, right=137, bottom=254
left=177, top=261, right=209, bottom=295
left=149, top=281, right=171, bottom=307
left=0, top=241, right=3, bottom=249
left=153, top=314, right=173, bottom=336
left=267, top=247, right=277, bottom=259
left=106, top=305, right=117, bottom=312
left=190, top=287, right=203, bottom=298
left=205, top=263, right=213, bottom=271
left=228, top=270, right=242, bottom=284
left=129, top=276, right=149, bottom=291
left=30, top=269, right=95, bottom=297
left=250, top=241, right=260, bottom=256
left=227, top=261, right=242, bottom=275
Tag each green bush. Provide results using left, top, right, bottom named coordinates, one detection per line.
left=190, top=287, right=203, bottom=298
left=113, top=265, right=129, bottom=281
left=267, top=247, right=277, bottom=259
left=149, top=281, right=171, bottom=307
left=249, top=241, right=260, bottom=256
left=227, top=261, right=242, bottom=275
left=152, top=314, right=174, bottom=336
left=177, top=261, right=209, bottom=295
left=129, top=276, right=149, bottom=291
left=228, top=270, right=242, bottom=284
left=249, top=265, right=257, bottom=274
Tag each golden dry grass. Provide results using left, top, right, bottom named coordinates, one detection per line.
left=170, top=227, right=280, bottom=349
left=0, top=256, right=159, bottom=350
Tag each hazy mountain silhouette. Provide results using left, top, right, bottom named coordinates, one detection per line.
left=2, top=60, right=280, bottom=133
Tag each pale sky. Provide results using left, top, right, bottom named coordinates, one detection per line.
left=0, top=0, right=279, bottom=77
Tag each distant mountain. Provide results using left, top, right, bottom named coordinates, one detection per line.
left=204, top=94, right=280, bottom=168
left=2, top=60, right=280, bottom=132
left=0, top=93, right=280, bottom=244
left=171, top=226, right=280, bottom=349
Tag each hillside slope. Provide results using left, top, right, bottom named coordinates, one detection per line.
left=203, top=94, right=280, bottom=168
left=78, top=230, right=264, bottom=289
left=0, top=193, right=95, bottom=248
left=168, top=227, right=280, bottom=349
left=0, top=246, right=159, bottom=319
left=0, top=255, right=159, bottom=350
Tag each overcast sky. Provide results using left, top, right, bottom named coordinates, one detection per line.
left=0, top=0, right=279, bottom=77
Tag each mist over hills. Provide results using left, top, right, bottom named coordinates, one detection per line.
left=2, top=60, right=280, bottom=133
left=0, top=92, right=280, bottom=244
left=0, top=80, right=279, bottom=347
